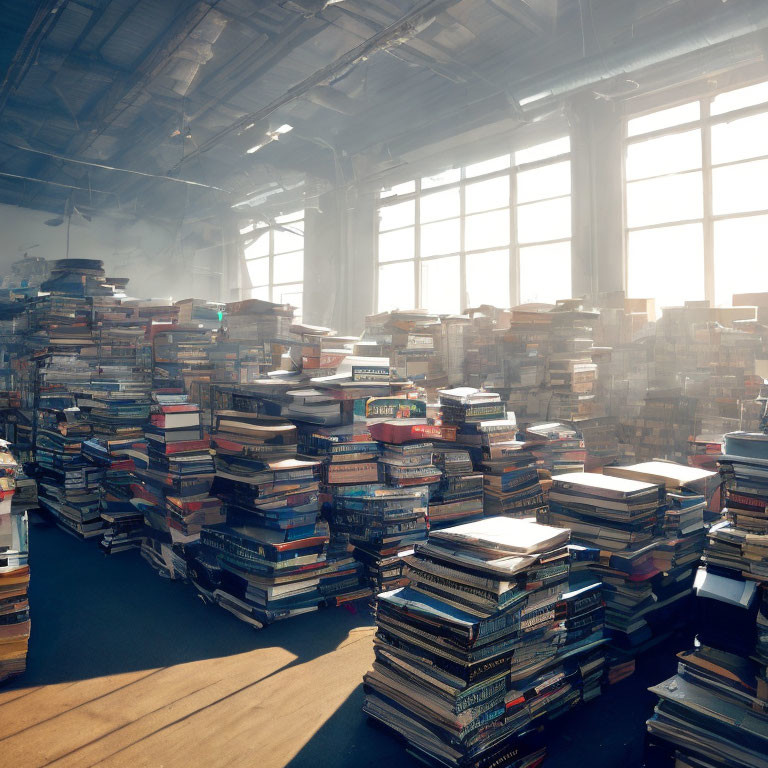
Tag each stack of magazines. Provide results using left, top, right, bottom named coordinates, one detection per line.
left=363, top=517, right=606, bottom=767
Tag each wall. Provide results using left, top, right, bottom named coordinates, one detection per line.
left=0, top=202, right=227, bottom=301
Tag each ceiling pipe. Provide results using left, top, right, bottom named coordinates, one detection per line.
left=514, top=0, right=768, bottom=108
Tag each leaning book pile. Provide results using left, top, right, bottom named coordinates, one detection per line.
left=363, top=517, right=607, bottom=767
left=646, top=431, right=768, bottom=767
left=0, top=442, right=29, bottom=683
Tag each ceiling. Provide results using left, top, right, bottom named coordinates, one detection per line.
left=0, top=0, right=766, bottom=224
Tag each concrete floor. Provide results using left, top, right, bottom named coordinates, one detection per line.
left=0, top=520, right=684, bottom=768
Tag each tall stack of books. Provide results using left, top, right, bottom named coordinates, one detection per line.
left=359, top=310, right=446, bottom=395
left=224, top=297, right=297, bottom=373
left=542, top=470, right=703, bottom=671
left=363, top=517, right=607, bottom=767
left=0, top=441, right=28, bottom=684
left=521, top=423, right=586, bottom=476
left=429, top=446, right=484, bottom=529
left=326, top=484, right=429, bottom=593
left=437, top=387, right=522, bottom=520
left=646, top=431, right=768, bottom=766
left=133, top=394, right=218, bottom=578
left=192, top=407, right=369, bottom=625
left=496, top=308, right=550, bottom=419
left=35, top=397, right=105, bottom=539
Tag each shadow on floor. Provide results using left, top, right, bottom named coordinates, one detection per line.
left=284, top=630, right=687, bottom=768
left=12, top=521, right=375, bottom=689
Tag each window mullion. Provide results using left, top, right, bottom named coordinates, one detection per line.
left=415, top=181, right=421, bottom=309
left=702, top=98, right=715, bottom=305
left=510, top=166, right=520, bottom=305
left=459, top=176, right=466, bottom=312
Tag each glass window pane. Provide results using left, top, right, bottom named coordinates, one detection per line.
left=421, top=256, right=460, bottom=315
left=625, top=129, right=701, bottom=180
left=714, top=215, right=768, bottom=306
left=250, top=286, right=270, bottom=301
left=627, top=224, right=705, bottom=312
left=273, top=225, right=303, bottom=254
left=515, top=137, right=570, bottom=165
left=421, top=219, right=460, bottom=258
left=466, top=249, right=510, bottom=308
left=626, top=172, right=703, bottom=228
left=378, top=261, right=415, bottom=312
left=516, top=161, right=571, bottom=204
left=240, top=223, right=255, bottom=235
left=517, top=197, right=571, bottom=243
left=420, top=187, right=460, bottom=223
left=378, top=227, right=414, bottom=263
left=711, top=112, right=768, bottom=164
left=422, top=169, right=460, bottom=189
left=245, top=257, right=269, bottom=287
left=712, top=159, right=768, bottom=215
left=466, top=155, right=510, bottom=178
left=244, top=231, right=269, bottom=259
left=273, top=251, right=303, bottom=284
left=379, top=200, right=415, bottom=231
left=712, top=81, right=768, bottom=116
left=380, top=180, right=416, bottom=199
left=275, top=211, right=303, bottom=225
left=465, top=176, right=509, bottom=214
left=465, top=209, right=510, bottom=251
left=519, top=242, right=571, bottom=305
left=627, top=102, right=700, bottom=137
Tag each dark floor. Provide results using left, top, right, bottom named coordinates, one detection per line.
left=1, top=519, right=684, bottom=767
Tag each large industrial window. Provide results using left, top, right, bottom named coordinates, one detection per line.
left=625, top=80, right=768, bottom=312
left=376, top=137, right=572, bottom=314
left=241, top=210, right=304, bottom=320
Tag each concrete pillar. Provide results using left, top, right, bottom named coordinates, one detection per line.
left=569, top=94, right=625, bottom=301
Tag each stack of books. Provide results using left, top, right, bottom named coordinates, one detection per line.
left=192, top=408, right=369, bottom=625
left=542, top=471, right=700, bottom=664
left=429, top=446, right=484, bottom=529
left=35, top=399, right=105, bottom=539
left=133, top=394, right=217, bottom=578
left=299, top=423, right=380, bottom=487
left=329, top=484, right=429, bottom=592
left=363, top=517, right=607, bottom=767
left=0, top=442, right=28, bottom=684
left=359, top=310, right=449, bottom=396
left=541, top=306, right=601, bottom=423
left=646, top=431, right=768, bottom=766
left=224, top=298, right=298, bottom=372
left=437, top=387, right=535, bottom=521
left=82, top=436, right=146, bottom=553
left=521, top=423, right=586, bottom=476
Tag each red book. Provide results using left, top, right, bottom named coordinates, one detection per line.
left=368, top=421, right=457, bottom=444
left=160, top=439, right=211, bottom=454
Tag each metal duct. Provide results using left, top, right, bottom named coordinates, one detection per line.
left=514, top=0, right=768, bottom=108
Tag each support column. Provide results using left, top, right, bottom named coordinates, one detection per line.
left=569, top=94, right=625, bottom=301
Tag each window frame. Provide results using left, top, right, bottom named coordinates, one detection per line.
left=241, top=212, right=304, bottom=317
left=374, top=143, right=572, bottom=314
left=623, top=82, right=768, bottom=307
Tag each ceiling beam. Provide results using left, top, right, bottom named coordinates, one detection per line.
left=0, top=0, right=66, bottom=120
left=169, top=0, right=465, bottom=171
left=66, top=1, right=225, bottom=157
